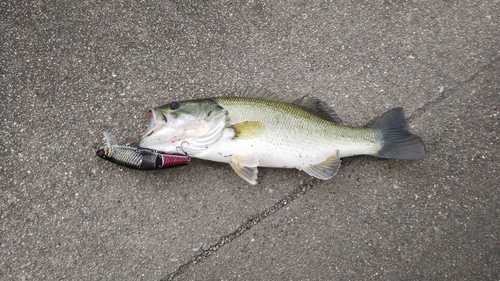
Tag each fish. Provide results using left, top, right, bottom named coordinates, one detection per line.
left=139, top=87, right=426, bottom=184
left=96, top=132, right=189, bottom=170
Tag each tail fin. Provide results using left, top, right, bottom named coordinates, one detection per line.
left=366, top=108, right=426, bottom=160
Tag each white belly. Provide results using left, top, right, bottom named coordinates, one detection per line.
left=188, top=128, right=346, bottom=169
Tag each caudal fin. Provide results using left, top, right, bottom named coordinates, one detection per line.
left=366, top=108, right=426, bottom=160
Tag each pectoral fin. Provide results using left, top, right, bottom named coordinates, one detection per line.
left=229, top=155, right=259, bottom=185
left=231, top=121, right=264, bottom=139
left=300, top=150, right=341, bottom=180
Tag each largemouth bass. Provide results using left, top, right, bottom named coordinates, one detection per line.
left=97, top=132, right=189, bottom=170
left=139, top=87, right=425, bottom=184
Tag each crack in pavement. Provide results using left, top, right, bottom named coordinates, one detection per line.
left=161, top=178, right=320, bottom=281
left=409, top=56, right=500, bottom=121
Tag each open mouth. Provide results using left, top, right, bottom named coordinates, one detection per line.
left=145, top=108, right=167, bottom=137
left=146, top=108, right=156, bottom=135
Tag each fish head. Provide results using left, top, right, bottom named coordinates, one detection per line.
left=139, top=99, right=228, bottom=154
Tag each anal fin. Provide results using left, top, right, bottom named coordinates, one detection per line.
left=301, top=150, right=341, bottom=180
left=229, top=155, right=259, bottom=185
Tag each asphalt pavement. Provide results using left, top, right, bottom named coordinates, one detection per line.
left=1, top=1, right=499, bottom=280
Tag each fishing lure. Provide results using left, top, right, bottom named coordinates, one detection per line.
left=96, top=132, right=189, bottom=170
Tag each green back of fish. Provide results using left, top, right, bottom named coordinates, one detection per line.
left=212, top=96, right=379, bottom=147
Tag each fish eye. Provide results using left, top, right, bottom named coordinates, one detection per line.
left=170, top=102, right=180, bottom=110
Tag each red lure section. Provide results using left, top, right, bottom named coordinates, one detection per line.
left=157, top=154, right=190, bottom=168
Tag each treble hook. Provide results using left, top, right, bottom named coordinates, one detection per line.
left=176, top=141, right=190, bottom=156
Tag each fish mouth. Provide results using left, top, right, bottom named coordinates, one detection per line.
left=144, top=108, right=166, bottom=137
left=139, top=108, right=174, bottom=150
left=146, top=108, right=157, bottom=134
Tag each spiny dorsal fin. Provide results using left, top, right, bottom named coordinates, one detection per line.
left=300, top=150, right=341, bottom=180
left=292, top=95, right=342, bottom=123
left=240, top=86, right=281, bottom=101
left=231, top=121, right=264, bottom=139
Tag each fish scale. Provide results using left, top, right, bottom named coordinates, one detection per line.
left=212, top=96, right=381, bottom=161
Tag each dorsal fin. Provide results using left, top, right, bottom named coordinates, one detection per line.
left=240, top=86, right=281, bottom=101
left=292, top=95, right=342, bottom=123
